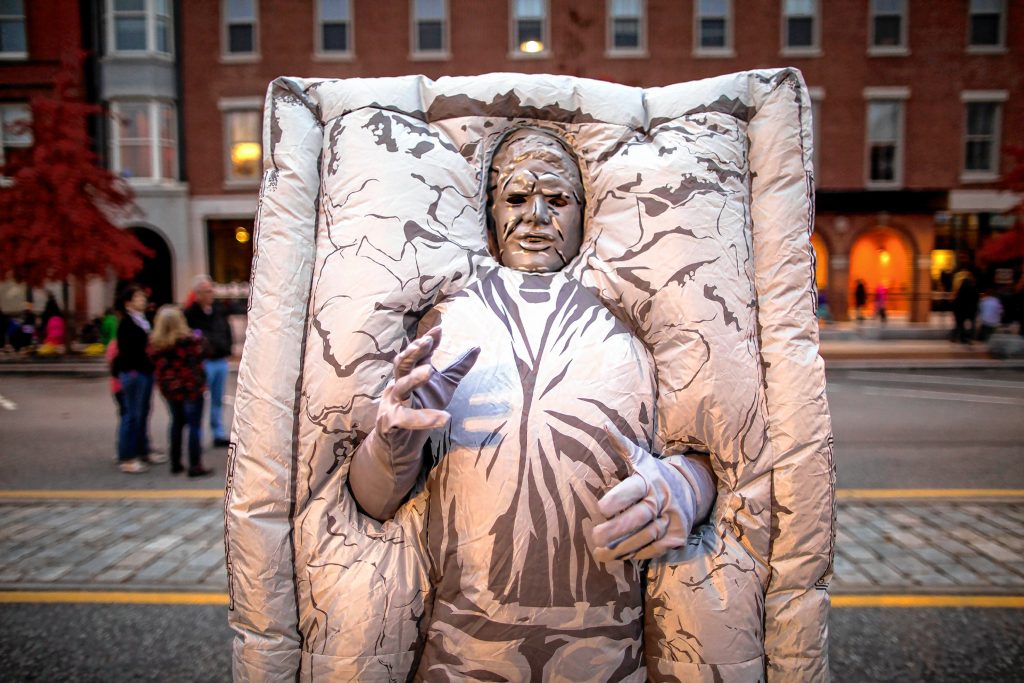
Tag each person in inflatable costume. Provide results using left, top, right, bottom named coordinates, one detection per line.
left=348, top=128, right=717, bottom=680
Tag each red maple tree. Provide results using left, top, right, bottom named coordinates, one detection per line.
left=0, top=53, right=149, bottom=335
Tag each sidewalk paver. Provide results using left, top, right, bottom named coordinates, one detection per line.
left=0, top=497, right=1020, bottom=594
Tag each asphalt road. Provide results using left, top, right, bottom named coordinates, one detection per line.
left=1, top=366, right=1022, bottom=490
left=0, top=603, right=1021, bottom=682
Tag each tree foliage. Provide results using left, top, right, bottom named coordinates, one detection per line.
left=0, top=53, right=149, bottom=288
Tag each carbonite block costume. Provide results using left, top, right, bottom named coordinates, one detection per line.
left=226, top=69, right=835, bottom=681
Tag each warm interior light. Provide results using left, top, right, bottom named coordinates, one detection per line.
left=878, top=249, right=891, bottom=266
left=231, top=142, right=261, bottom=165
left=235, top=227, right=251, bottom=244
left=519, top=39, right=544, bottom=53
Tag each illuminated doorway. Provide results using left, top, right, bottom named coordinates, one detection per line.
left=848, top=227, right=913, bottom=318
left=811, top=232, right=829, bottom=290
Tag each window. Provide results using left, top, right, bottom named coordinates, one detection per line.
left=809, top=87, right=824, bottom=177
left=223, top=0, right=257, bottom=55
left=0, top=0, right=26, bottom=58
left=866, top=100, right=903, bottom=186
left=608, top=0, right=644, bottom=53
left=870, top=0, right=906, bottom=51
left=0, top=103, right=31, bottom=169
left=961, top=92, right=1006, bottom=178
left=224, top=108, right=261, bottom=183
left=110, top=101, right=178, bottom=182
left=316, top=0, right=351, bottom=55
left=695, top=0, right=731, bottom=54
left=782, top=0, right=817, bottom=52
left=968, top=0, right=1005, bottom=49
left=109, top=0, right=173, bottom=55
left=512, top=0, right=547, bottom=55
left=412, top=0, right=446, bottom=55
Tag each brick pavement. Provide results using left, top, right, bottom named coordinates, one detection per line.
left=0, top=496, right=1021, bottom=595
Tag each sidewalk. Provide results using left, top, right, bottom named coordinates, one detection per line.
left=0, top=492, right=1021, bottom=596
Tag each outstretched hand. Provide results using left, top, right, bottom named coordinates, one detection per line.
left=590, top=426, right=699, bottom=562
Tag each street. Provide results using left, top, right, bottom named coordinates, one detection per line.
left=0, top=366, right=1022, bottom=681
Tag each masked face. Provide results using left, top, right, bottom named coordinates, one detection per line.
left=490, top=137, right=584, bottom=273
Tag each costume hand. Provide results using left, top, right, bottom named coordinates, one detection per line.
left=349, top=326, right=479, bottom=521
left=591, top=426, right=703, bottom=562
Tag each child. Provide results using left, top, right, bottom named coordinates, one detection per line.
left=148, top=305, right=212, bottom=476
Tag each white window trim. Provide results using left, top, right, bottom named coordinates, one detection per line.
left=864, top=97, right=906, bottom=189
left=0, top=103, right=32, bottom=174
left=605, top=0, right=647, bottom=58
left=314, top=0, right=354, bottom=60
left=960, top=92, right=1005, bottom=182
left=780, top=0, right=821, bottom=57
left=693, top=0, right=734, bottom=58
left=867, top=0, right=909, bottom=56
left=509, top=0, right=551, bottom=59
left=109, top=100, right=179, bottom=185
left=220, top=98, right=263, bottom=188
left=221, top=0, right=260, bottom=62
left=410, top=0, right=450, bottom=60
left=966, top=0, right=1007, bottom=54
left=106, top=0, right=175, bottom=58
left=0, top=1, right=27, bottom=60
left=809, top=87, right=825, bottom=176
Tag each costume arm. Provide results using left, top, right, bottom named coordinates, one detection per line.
left=591, top=428, right=717, bottom=562
left=348, top=327, right=479, bottom=521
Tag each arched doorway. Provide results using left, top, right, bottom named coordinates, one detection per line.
left=123, top=226, right=174, bottom=307
left=811, top=232, right=829, bottom=291
left=848, top=227, right=913, bottom=319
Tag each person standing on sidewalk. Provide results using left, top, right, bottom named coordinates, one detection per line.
left=149, top=305, right=212, bottom=477
left=185, top=275, right=233, bottom=448
left=114, top=285, right=164, bottom=473
left=854, top=279, right=868, bottom=321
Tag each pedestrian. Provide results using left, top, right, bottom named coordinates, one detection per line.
left=874, top=282, right=888, bottom=324
left=114, top=285, right=164, bottom=473
left=106, top=338, right=125, bottom=433
left=977, top=289, right=1003, bottom=342
left=100, top=307, right=119, bottom=346
left=854, top=279, right=867, bottom=321
left=38, top=310, right=66, bottom=355
left=185, top=275, right=233, bottom=448
left=951, top=270, right=979, bottom=343
left=149, top=305, right=212, bottom=477
left=11, top=303, right=36, bottom=352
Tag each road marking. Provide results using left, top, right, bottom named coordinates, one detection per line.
left=0, top=590, right=1019, bottom=608
left=832, top=595, right=1024, bottom=609
left=0, top=393, right=16, bottom=410
left=0, top=489, right=223, bottom=501
left=838, top=489, right=1024, bottom=500
left=861, top=386, right=1024, bottom=405
left=0, top=591, right=228, bottom=605
left=845, top=371, right=1024, bottom=390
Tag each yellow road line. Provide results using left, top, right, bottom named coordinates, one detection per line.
left=0, top=489, right=223, bottom=501
left=0, top=591, right=228, bottom=605
left=1, top=591, right=1020, bottom=608
left=832, top=595, right=1024, bottom=608
left=838, top=489, right=1024, bottom=500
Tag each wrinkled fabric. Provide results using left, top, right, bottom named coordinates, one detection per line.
left=227, top=69, right=834, bottom=682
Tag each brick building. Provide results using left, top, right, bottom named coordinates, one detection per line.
left=4, top=1, right=1022, bottom=322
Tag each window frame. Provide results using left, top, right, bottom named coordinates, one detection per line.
left=967, top=0, right=1006, bottom=53
left=868, top=0, right=909, bottom=56
left=606, top=0, right=646, bottom=57
left=693, top=0, right=733, bottom=58
left=0, top=102, right=32, bottom=172
left=0, top=0, right=27, bottom=60
left=863, top=87, right=909, bottom=189
left=221, top=0, right=259, bottom=61
left=410, top=0, right=449, bottom=60
left=219, top=97, right=263, bottom=187
left=808, top=86, right=824, bottom=179
left=109, top=100, right=179, bottom=184
left=780, top=0, right=821, bottom=57
left=960, top=90, right=1007, bottom=182
left=314, top=0, right=353, bottom=59
left=509, top=0, right=550, bottom=58
left=106, top=0, right=174, bottom=58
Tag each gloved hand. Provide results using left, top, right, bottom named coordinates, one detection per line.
left=591, top=426, right=716, bottom=562
left=348, top=326, right=480, bottom=521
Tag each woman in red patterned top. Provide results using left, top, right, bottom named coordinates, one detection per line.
left=149, top=305, right=212, bottom=477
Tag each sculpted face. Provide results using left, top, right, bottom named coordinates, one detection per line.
left=489, top=130, right=584, bottom=273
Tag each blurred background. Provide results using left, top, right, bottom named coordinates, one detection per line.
left=0, top=1, right=1022, bottom=681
